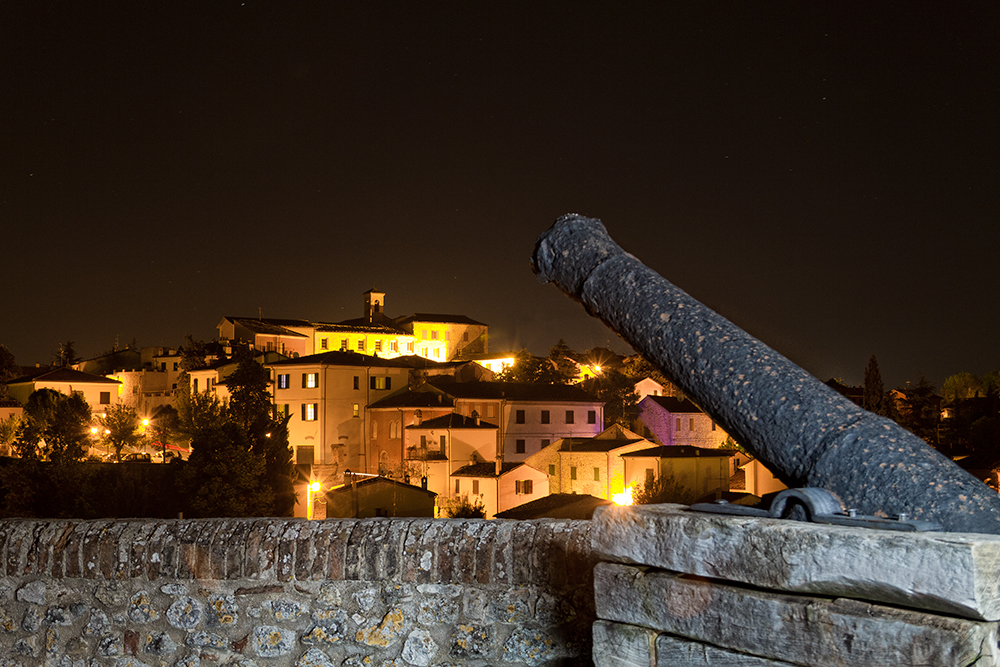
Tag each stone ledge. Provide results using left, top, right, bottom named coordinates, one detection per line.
left=595, top=562, right=1000, bottom=667
left=592, top=503, right=1000, bottom=620
left=0, top=518, right=597, bottom=587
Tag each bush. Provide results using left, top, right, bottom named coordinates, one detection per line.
left=634, top=474, right=701, bottom=506
left=445, top=495, right=486, bottom=518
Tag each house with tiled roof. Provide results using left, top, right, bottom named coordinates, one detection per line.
left=635, top=395, right=730, bottom=448
left=450, top=460, right=548, bottom=519
left=6, top=368, right=122, bottom=414
left=426, top=378, right=605, bottom=462
left=524, top=424, right=654, bottom=500
left=365, top=386, right=456, bottom=477
left=216, top=317, right=313, bottom=358
left=621, top=445, right=734, bottom=500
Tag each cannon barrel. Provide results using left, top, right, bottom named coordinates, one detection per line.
left=532, top=214, right=1000, bottom=534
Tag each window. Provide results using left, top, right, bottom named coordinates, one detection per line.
left=541, top=439, right=550, bottom=449
left=302, top=403, right=318, bottom=421
left=375, top=340, right=382, bottom=352
left=422, top=330, right=428, bottom=340
left=645, top=468, right=655, bottom=486
left=276, top=404, right=289, bottom=418
left=431, top=331, right=438, bottom=340
left=100, top=392, right=111, bottom=404
left=486, top=405, right=496, bottom=418
left=357, top=340, right=365, bottom=352
left=440, top=435, right=446, bottom=449
left=420, top=435, right=427, bottom=447
left=193, top=379, right=199, bottom=392
left=515, top=410, right=525, bottom=424
left=433, top=349, right=440, bottom=359
left=523, top=479, right=533, bottom=494
left=390, top=341, right=398, bottom=353
left=690, top=418, right=695, bottom=431
left=407, top=342, right=414, bottom=353
left=565, top=410, right=575, bottom=424
left=548, top=464, right=555, bottom=475
left=303, top=373, right=318, bottom=388
left=340, top=339, right=349, bottom=351
left=541, top=410, right=550, bottom=424
left=277, top=374, right=289, bottom=389
left=445, top=331, right=451, bottom=340
left=676, top=418, right=682, bottom=431
left=160, top=362, right=167, bottom=371
left=472, top=480, right=479, bottom=495
left=594, top=468, right=600, bottom=481
left=711, top=422, right=717, bottom=431
left=516, top=439, right=525, bottom=453
left=371, top=376, right=392, bottom=390
left=320, top=338, right=328, bottom=350
left=173, top=363, right=178, bottom=371
left=455, top=479, right=460, bottom=494
left=353, top=376, right=359, bottom=390
left=353, top=403, right=360, bottom=418
left=588, top=410, right=596, bottom=424
left=570, top=466, right=577, bottom=480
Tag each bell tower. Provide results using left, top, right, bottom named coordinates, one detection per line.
left=364, top=289, right=385, bottom=323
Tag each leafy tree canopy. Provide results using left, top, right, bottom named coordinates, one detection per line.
left=862, top=355, right=893, bottom=418
left=581, top=370, right=638, bottom=429
left=55, top=341, right=81, bottom=368
left=15, top=388, right=91, bottom=463
left=496, top=349, right=573, bottom=384
left=100, top=403, right=144, bottom=462
left=942, top=372, right=984, bottom=402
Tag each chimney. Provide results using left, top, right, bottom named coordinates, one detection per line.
left=472, top=409, right=480, bottom=426
left=414, top=410, right=422, bottom=426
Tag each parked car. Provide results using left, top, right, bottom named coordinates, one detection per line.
left=121, top=452, right=151, bottom=463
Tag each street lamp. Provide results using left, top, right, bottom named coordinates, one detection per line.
left=306, top=481, right=322, bottom=520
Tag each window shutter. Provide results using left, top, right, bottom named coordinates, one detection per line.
left=385, top=377, right=391, bottom=390
left=302, top=374, right=307, bottom=388
left=301, top=404, right=306, bottom=420
left=370, top=376, right=377, bottom=390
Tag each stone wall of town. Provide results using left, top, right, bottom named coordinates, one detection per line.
left=591, top=503, right=1000, bottom=667
left=0, top=517, right=597, bottom=667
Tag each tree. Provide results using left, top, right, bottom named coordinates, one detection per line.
left=634, top=474, right=700, bottom=505
left=100, top=403, right=143, bottom=462
left=446, top=495, right=486, bottom=518
left=547, top=339, right=579, bottom=381
left=942, top=372, right=983, bottom=402
left=14, top=388, right=91, bottom=463
left=896, top=376, right=940, bottom=445
left=496, top=348, right=573, bottom=384
left=862, top=355, right=892, bottom=418
left=581, top=370, right=638, bottom=429
left=149, top=404, right=181, bottom=461
left=621, top=354, right=677, bottom=395
left=0, top=413, right=21, bottom=456
left=174, top=335, right=213, bottom=437
left=0, top=345, right=18, bottom=398
left=182, top=419, right=272, bottom=517
left=55, top=341, right=80, bottom=368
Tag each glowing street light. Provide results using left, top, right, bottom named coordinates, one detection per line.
left=306, top=481, right=322, bottom=520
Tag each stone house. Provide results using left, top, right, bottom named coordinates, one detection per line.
left=635, top=395, right=730, bottom=448
left=524, top=424, right=653, bottom=501
left=450, top=461, right=549, bottom=519
left=621, top=444, right=733, bottom=500
left=324, top=475, right=437, bottom=518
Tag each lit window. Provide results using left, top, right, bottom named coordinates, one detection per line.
left=340, top=339, right=348, bottom=351
left=570, top=466, right=577, bottom=480
left=594, top=468, right=600, bottom=481
left=303, top=373, right=319, bottom=388
left=431, top=331, right=438, bottom=340
left=358, top=340, right=365, bottom=352
left=422, top=330, right=428, bottom=340
left=302, top=403, right=318, bottom=421
left=277, top=374, right=289, bottom=389
left=390, top=341, right=398, bottom=352
left=375, top=340, right=382, bottom=352
left=407, top=342, right=414, bottom=353
left=353, top=403, right=360, bottom=418
left=370, top=377, right=392, bottom=390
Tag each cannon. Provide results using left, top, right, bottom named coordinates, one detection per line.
left=532, top=214, right=1000, bottom=534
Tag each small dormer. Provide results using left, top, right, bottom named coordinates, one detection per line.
left=364, top=289, right=385, bottom=323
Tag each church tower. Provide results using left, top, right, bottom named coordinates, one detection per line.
left=364, top=289, right=385, bottom=324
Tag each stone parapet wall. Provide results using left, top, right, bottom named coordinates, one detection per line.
left=590, top=504, right=1000, bottom=667
left=0, top=517, right=597, bottom=667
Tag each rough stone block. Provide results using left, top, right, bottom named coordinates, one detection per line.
left=592, top=620, right=655, bottom=667
left=655, top=633, right=800, bottom=666
left=595, top=562, right=1000, bottom=667
left=593, top=503, right=1000, bottom=620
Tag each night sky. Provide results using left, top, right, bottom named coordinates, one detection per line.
left=3, top=2, right=997, bottom=390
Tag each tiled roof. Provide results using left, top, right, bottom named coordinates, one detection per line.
left=225, top=316, right=314, bottom=328
left=495, top=493, right=611, bottom=520
left=621, top=445, right=733, bottom=458
left=406, top=413, right=497, bottom=430
left=267, top=351, right=415, bottom=369
left=225, top=318, right=310, bottom=337
left=8, top=368, right=122, bottom=385
left=451, top=461, right=523, bottom=478
left=428, top=378, right=599, bottom=402
left=368, top=389, right=454, bottom=409
left=642, top=395, right=705, bottom=413
left=558, top=437, right=645, bottom=453
left=394, top=314, right=486, bottom=326
left=315, top=322, right=404, bottom=335
left=325, top=475, right=437, bottom=497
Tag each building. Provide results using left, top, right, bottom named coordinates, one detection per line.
left=267, top=351, right=415, bottom=471
left=404, top=411, right=500, bottom=513
left=216, top=317, right=314, bottom=358
left=324, top=475, right=437, bottom=518
left=525, top=424, right=654, bottom=500
left=450, top=461, right=549, bottom=519
left=635, top=395, right=730, bottom=448
left=427, top=378, right=605, bottom=462
left=366, top=386, right=456, bottom=477
left=6, top=368, right=122, bottom=414
left=621, top=445, right=734, bottom=500
left=494, top=493, right=611, bottom=520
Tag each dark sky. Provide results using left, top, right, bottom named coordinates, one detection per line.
left=3, top=2, right=997, bottom=389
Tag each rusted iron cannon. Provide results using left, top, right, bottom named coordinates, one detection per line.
left=532, top=213, right=1000, bottom=534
